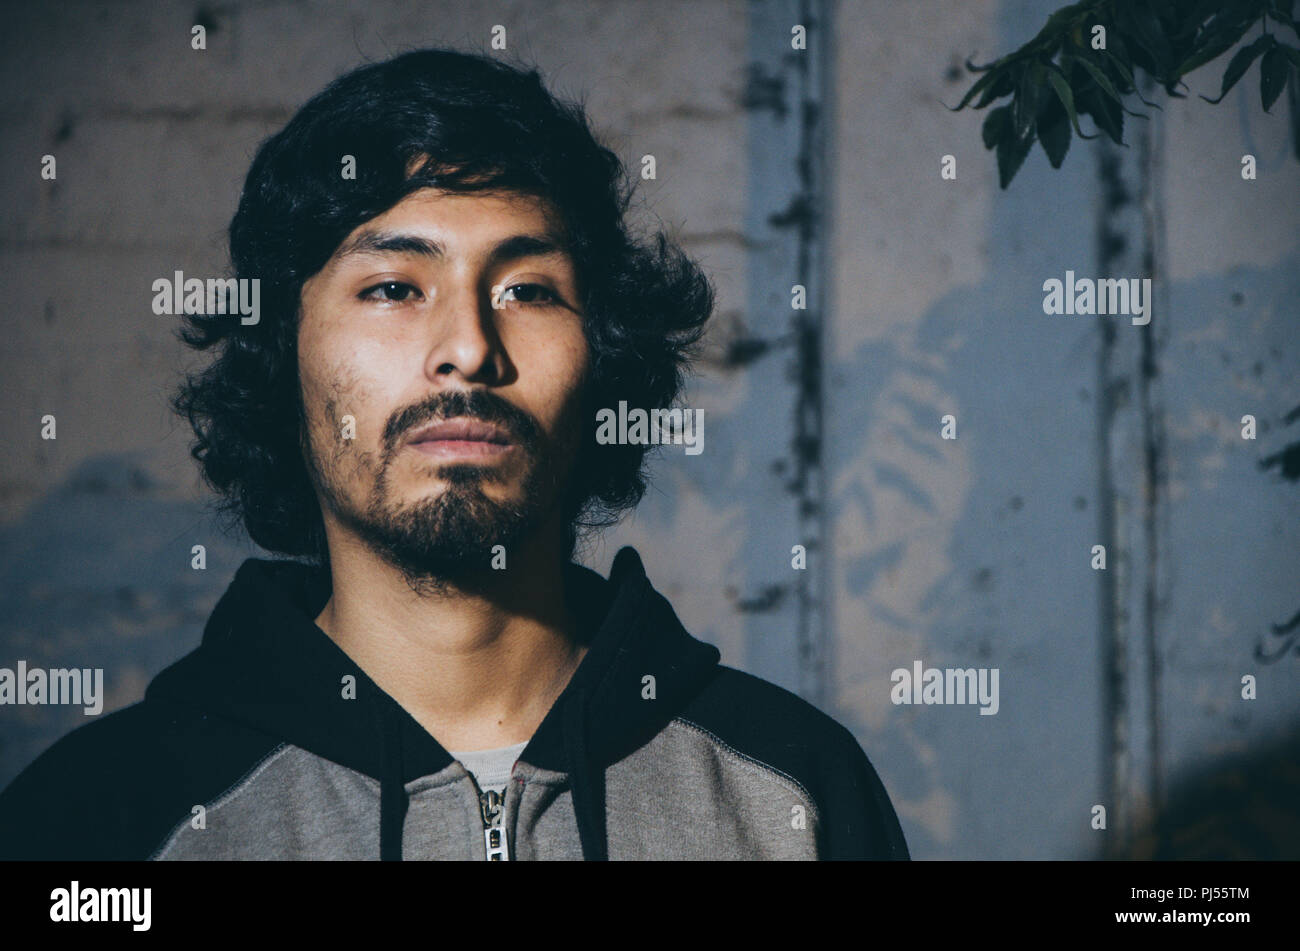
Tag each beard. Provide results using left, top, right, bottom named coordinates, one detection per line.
left=353, top=461, right=548, bottom=586
left=309, top=388, right=574, bottom=590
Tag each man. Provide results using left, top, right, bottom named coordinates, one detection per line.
left=0, top=48, right=907, bottom=861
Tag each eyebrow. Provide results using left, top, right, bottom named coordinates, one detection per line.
left=335, top=230, right=570, bottom=268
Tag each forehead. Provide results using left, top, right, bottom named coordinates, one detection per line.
left=337, top=187, right=569, bottom=254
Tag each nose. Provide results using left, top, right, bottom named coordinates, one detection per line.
left=422, top=279, right=505, bottom=385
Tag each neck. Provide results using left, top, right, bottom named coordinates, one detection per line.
left=314, top=519, right=587, bottom=752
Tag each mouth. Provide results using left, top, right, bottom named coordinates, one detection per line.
left=403, top=417, right=514, bottom=460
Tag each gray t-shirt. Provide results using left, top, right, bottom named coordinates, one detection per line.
left=448, top=739, right=529, bottom=795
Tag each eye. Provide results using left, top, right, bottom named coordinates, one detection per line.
left=497, top=283, right=559, bottom=306
left=359, top=281, right=422, bottom=303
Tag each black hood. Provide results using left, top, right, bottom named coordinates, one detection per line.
left=145, top=546, right=721, bottom=860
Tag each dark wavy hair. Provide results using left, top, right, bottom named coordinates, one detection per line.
left=173, top=47, right=714, bottom=564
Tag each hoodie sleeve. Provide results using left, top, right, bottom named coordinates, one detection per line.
left=0, top=710, right=144, bottom=859
left=814, top=724, right=910, bottom=860
left=677, top=665, right=910, bottom=860
left=0, top=700, right=283, bottom=860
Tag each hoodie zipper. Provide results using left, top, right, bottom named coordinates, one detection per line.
left=479, top=788, right=509, bottom=860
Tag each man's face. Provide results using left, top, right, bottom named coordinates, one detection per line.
left=297, top=187, right=589, bottom=582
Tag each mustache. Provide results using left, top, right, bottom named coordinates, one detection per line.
left=382, top=389, right=544, bottom=455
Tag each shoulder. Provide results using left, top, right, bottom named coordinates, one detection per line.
left=0, top=699, right=279, bottom=859
left=678, top=665, right=910, bottom=860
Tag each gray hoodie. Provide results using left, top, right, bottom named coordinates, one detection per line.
left=0, top=547, right=909, bottom=861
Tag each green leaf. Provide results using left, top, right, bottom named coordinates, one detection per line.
left=1203, top=34, right=1274, bottom=104
left=1105, top=50, right=1162, bottom=108
left=973, top=69, right=1016, bottom=109
left=1282, top=44, right=1300, bottom=69
left=1024, top=4, right=1090, bottom=54
left=1073, top=53, right=1126, bottom=103
left=1173, top=22, right=1255, bottom=78
left=1045, top=61, right=1097, bottom=139
left=982, top=105, right=1012, bottom=148
left=1037, top=92, right=1072, bottom=168
left=1071, top=53, right=1149, bottom=117
left=1292, top=60, right=1300, bottom=160
left=1108, top=31, right=1135, bottom=73
left=1268, top=3, right=1298, bottom=30
left=1081, top=84, right=1125, bottom=144
left=1100, top=48, right=1135, bottom=93
left=965, top=54, right=1006, bottom=73
left=1261, top=47, right=1289, bottom=111
left=952, top=69, right=1000, bottom=111
left=1124, top=4, right=1176, bottom=77
left=996, top=128, right=1034, bottom=188
left=1014, top=62, right=1045, bottom=137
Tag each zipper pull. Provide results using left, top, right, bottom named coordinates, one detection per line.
left=480, top=788, right=509, bottom=861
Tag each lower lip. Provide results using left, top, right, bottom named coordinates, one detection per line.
left=407, top=439, right=513, bottom=459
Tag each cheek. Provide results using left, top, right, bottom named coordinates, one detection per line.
left=524, top=327, right=590, bottom=437
left=299, top=343, right=386, bottom=473
left=299, top=317, right=397, bottom=446
left=299, top=328, right=350, bottom=428
left=298, top=287, right=388, bottom=478
left=526, top=319, right=588, bottom=391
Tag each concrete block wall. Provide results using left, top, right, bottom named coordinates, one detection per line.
left=1, top=0, right=1296, bottom=859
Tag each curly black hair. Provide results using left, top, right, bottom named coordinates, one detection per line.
left=173, top=47, right=714, bottom=564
